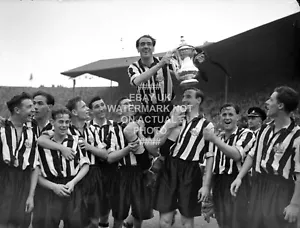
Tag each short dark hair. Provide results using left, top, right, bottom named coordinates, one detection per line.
left=66, top=96, right=82, bottom=112
left=32, top=91, right=55, bottom=105
left=6, top=92, right=32, bottom=114
left=274, top=86, right=299, bottom=113
left=183, top=87, right=205, bottom=104
left=51, top=105, right=71, bottom=120
left=136, top=35, right=156, bottom=48
left=220, top=103, right=240, bottom=114
left=88, top=96, right=103, bottom=109
left=116, top=96, right=129, bottom=108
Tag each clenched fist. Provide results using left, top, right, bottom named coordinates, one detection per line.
left=203, top=126, right=216, bottom=142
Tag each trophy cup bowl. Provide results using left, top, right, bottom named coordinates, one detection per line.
left=173, top=44, right=199, bottom=87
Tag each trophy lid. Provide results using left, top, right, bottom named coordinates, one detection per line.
left=178, top=45, right=195, bottom=50
left=178, top=36, right=194, bottom=50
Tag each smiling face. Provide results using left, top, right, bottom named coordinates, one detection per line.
left=137, top=37, right=154, bottom=59
left=16, top=99, right=35, bottom=123
left=52, top=114, right=70, bottom=137
left=220, top=106, right=239, bottom=132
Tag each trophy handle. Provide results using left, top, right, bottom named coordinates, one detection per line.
left=170, top=49, right=182, bottom=81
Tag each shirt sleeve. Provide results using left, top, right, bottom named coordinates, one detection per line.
left=42, top=129, right=55, bottom=138
left=33, top=140, right=40, bottom=169
left=293, top=136, right=300, bottom=175
left=235, top=129, right=256, bottom=160
left=73, top=136, right=89, bottom=167
left=36, top=149, right=44, bottom=176
left=248, top=142, right=256, bottom=158
left=36, top=146, right=41, bottom=167
left=78, top=146, right=90, bottom=167
left=109, top=125, right=118, bottom=152
left=205, top=122, right=215, bottom=158
left=128, top=64, right=140, bottom=86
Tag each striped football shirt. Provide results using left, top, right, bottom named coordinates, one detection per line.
left=213, top=127, right=256, bottom=175
left=128, top=57, right=175, bottom=106
left=113, top=121, right=137, bottom=166
left=0, top=120, right=39, bottom=170
left=249, top=119, right=300, bottom=180
left=170, top=116, right=214, bottom=163
left=38, top=134, right=89, bottom=179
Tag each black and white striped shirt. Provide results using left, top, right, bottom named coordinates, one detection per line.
left=90, top=119, right=117, bottom=151
left=27, top=119, right=52, bottom=137
left=213, top=127, right=256, bottom=175
left=251, top=128, right=261, bottom=138
left=249, top=119, right=300, bottom=181
left=89, top=119, right=119, bottom=167
left=113, top=122, right=137, bottom=166
left=128, top=57, right=175, bottom=106
left=0, top=120, right=39, bottom=170
left=42, top=123, right=103, bottom=165
left=170, top=116, right=214, bottom=163
left=68, top=124, right=104, bottom=165
left=38, top=134, right=89, bottom=179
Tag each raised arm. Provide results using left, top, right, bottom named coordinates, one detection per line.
left=84, top=129, right=108, bottom=160
left=204, top=128, right=255, bottom=162
left=145, top=107, right=184, bottom=152
left=37, top=131, right=75, bottom=161
left=106, top=124, right=134, bottom=164
left=128, top=52, right=173, bottom=86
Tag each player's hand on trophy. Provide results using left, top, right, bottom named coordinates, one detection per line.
left=160, top=49, right=176, bottom=66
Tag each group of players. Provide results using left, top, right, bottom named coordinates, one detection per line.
left=0, top=88, right=207, bottom=228
left=0, top=33, right=300, bottom=228
left=0, top=86, right=299, bottom=228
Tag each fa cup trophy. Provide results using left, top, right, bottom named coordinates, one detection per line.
left=171, top=36, right=202, bottom=87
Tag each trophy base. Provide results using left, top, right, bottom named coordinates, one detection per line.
left=180, top=79, right=199, bottom=87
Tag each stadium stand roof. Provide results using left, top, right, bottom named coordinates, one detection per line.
left=61, top=12, right=300, bottom=94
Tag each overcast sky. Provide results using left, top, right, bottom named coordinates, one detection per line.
left=0, top=0, right=299, bottom=87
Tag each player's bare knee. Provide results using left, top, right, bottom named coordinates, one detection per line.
left=132, top=217, right=143, bottom=228
left=100, top=214, right=109, bottom=223
left=113, top=219, right=123, bottom=228
left=159, top=212, right=174, bottom=228
left=90, top=217, right=99, bottom=225
left=181, top=215, right=194, bottom=228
